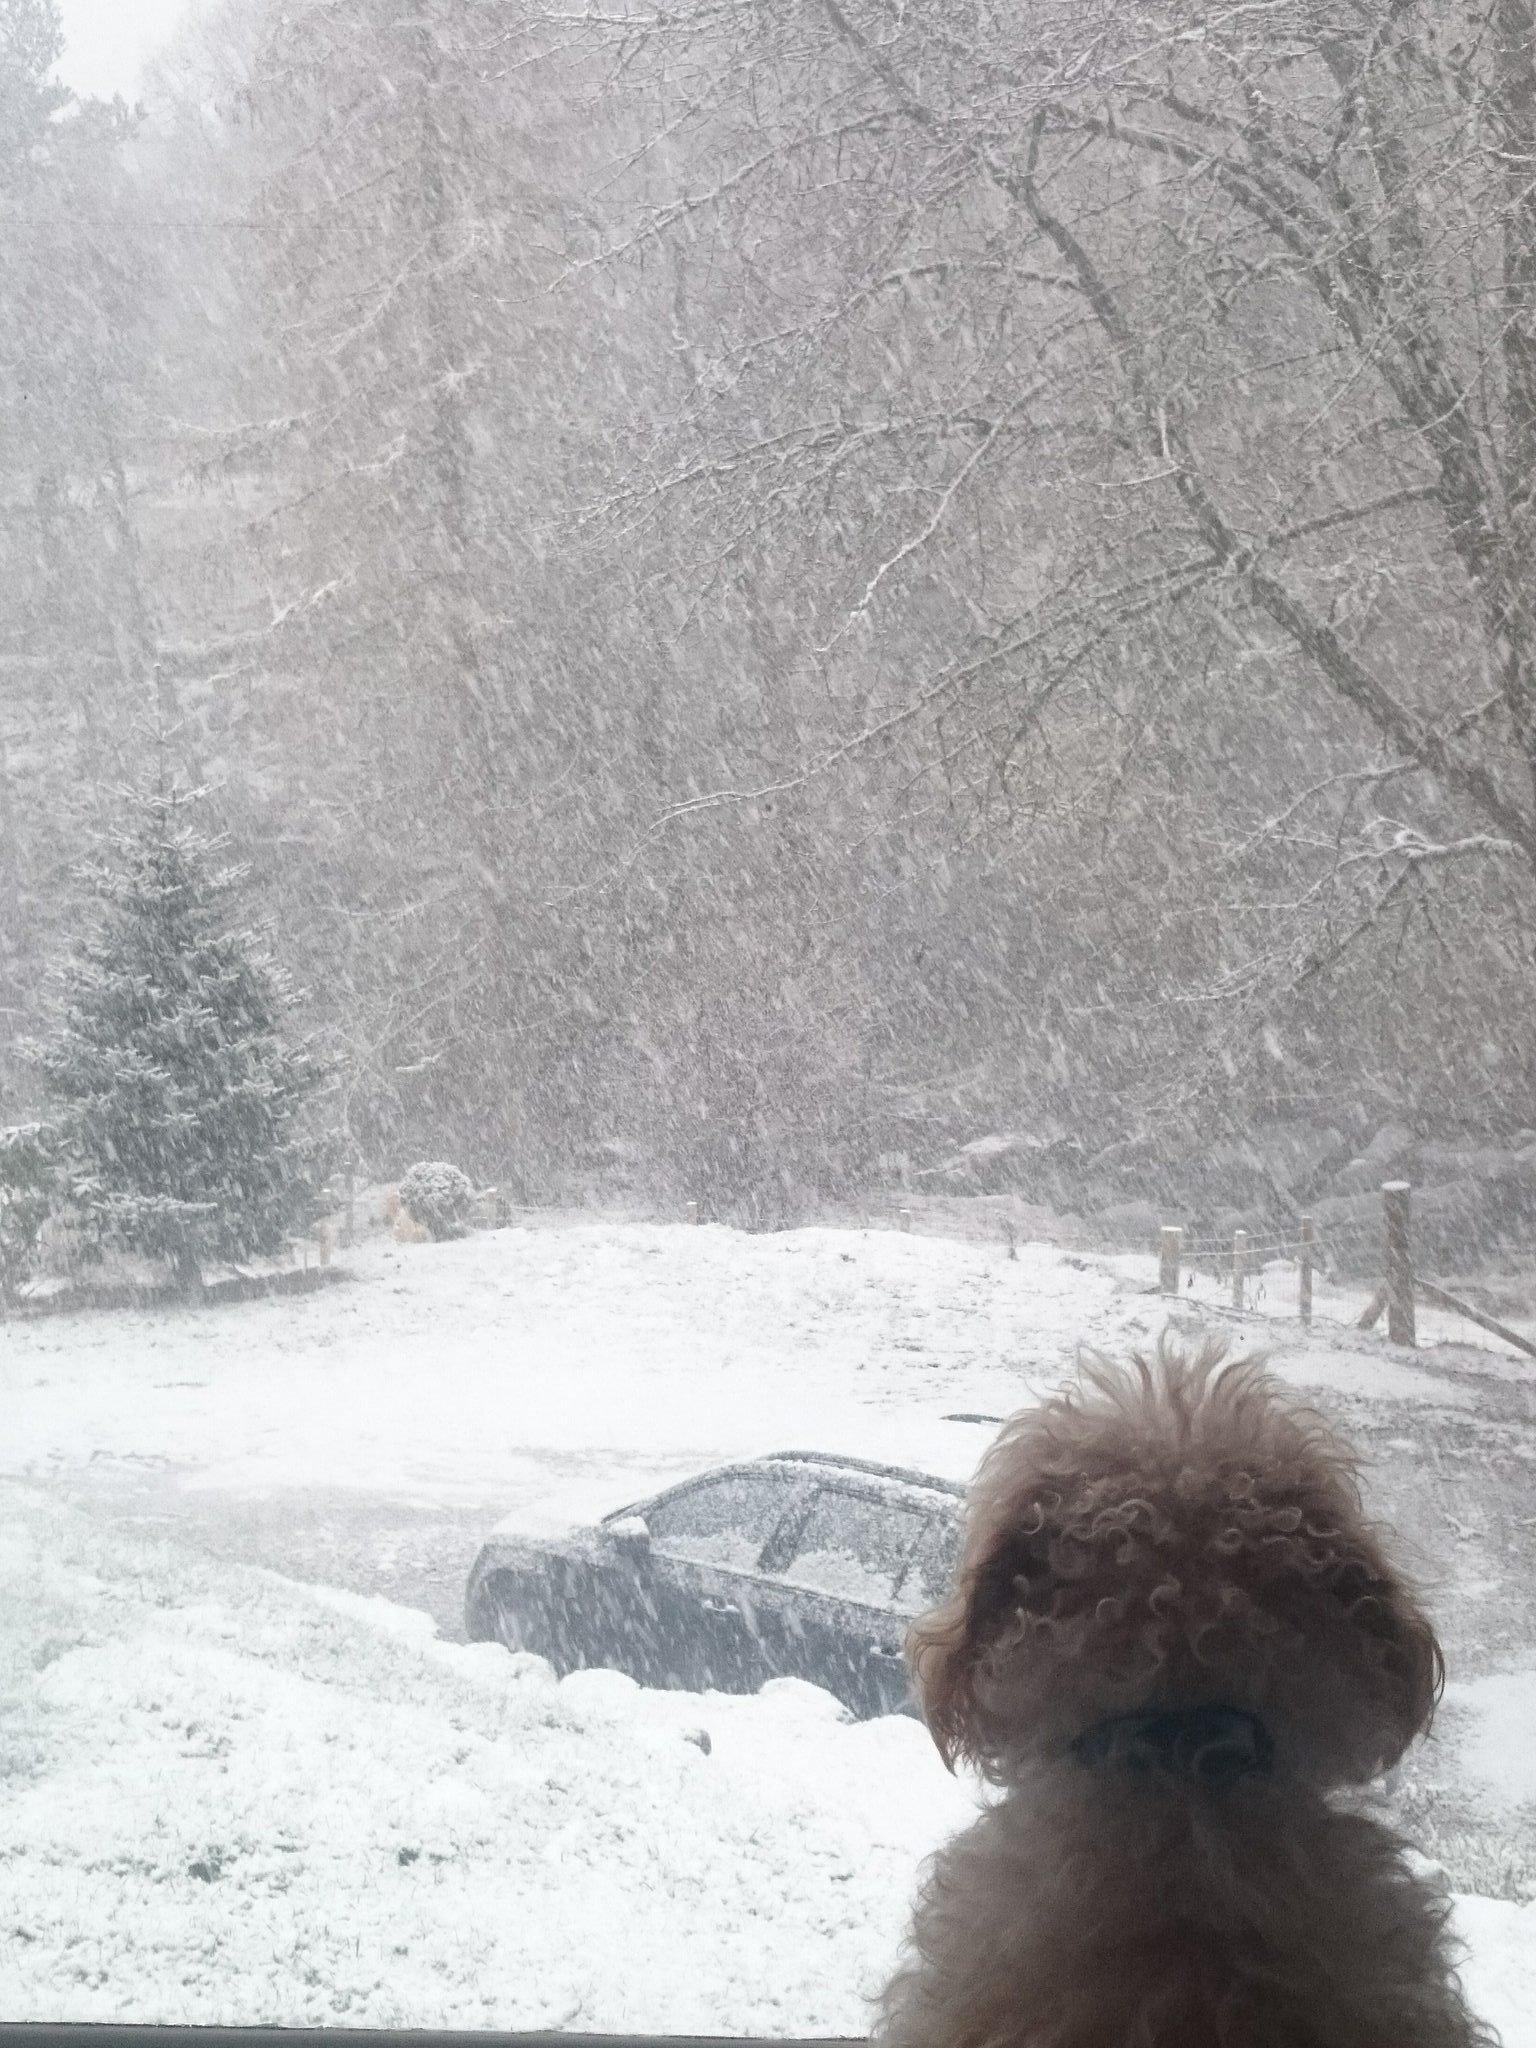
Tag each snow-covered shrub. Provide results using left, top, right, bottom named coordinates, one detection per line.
left=398, top=1161, right=475, bottom=1241
left=391, top=1206, right=432, bottom=1246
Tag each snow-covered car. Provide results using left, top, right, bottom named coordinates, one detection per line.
left=464, top=1452, right=966, bottom=1719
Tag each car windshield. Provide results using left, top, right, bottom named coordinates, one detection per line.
left=3, top=0, right=1533, bottom=2040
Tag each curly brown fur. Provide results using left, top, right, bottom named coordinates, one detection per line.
left=876, top=1337, right=1495, bottom=2048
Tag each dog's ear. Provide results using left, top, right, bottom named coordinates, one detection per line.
left=1238, top=1443, right=1447, bottom=1778
left=1328, top=1532, right=1445, bottom=1771
left=909, top=1504, right=1055, bottom=1771
left=1382, top=1588, right=1445, bottom=1760
left=907, top=1591, right=973, bottom=1771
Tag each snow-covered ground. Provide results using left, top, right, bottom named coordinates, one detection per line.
left=0, top=1485, right=974, bottom=2032
left=2, top=1222, right=1534, bottom=2035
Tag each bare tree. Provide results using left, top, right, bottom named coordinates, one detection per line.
left=53, top=0, right=1533, bottom=1215
left=542, top=0, right=1536, bottom=1124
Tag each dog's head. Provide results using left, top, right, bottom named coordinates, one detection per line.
left=912, top=1338, right=1441, bottom=1788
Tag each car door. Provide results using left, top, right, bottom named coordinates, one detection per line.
left=529, top=1537, right=673, bottom=1681
left=756, top=1485, right=936, bottom=1716
left=635, top=1466, right=808, bottom=1692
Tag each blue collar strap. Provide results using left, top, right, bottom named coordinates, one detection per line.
left=1072, top=1705, right=1275, bottom=1788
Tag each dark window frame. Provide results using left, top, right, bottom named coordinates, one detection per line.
left=2, top=2029, right=862, bottom=2048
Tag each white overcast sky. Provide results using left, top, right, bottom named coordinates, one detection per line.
left=56, top=0, right=205, bottom=100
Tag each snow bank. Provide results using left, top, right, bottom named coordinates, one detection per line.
left=1444, top=1670, right=1536, bottom=1808
left=1453, top=1895, right=1536, bottom=2042
left=0, top=1486, right=974, bottom=2032
left=0, top=1484, right=1528, bottom=2042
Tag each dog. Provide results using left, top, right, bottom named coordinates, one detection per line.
left=876, top=1337, right=1493, bottom=2048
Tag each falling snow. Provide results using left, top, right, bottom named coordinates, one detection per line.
left=4, top=0, right=1536, bottom=2031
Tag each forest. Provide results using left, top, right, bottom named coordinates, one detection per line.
left=3, top=0, right=1535, bottom=1244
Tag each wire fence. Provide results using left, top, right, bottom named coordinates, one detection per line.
left=854, top=1188, right=1536, bottom=1367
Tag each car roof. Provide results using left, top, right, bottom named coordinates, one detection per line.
left=600, top=1450, right=966, bottom=1527
left=763, top=1450, right=968, bottom=1500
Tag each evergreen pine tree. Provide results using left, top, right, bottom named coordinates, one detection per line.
left=28, top=782, right=326, bottom=1290
left=0, top=1121, right=56, bottom=1304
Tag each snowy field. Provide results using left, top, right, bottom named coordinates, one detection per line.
left=2, top=1222, right=1534, bottom=2035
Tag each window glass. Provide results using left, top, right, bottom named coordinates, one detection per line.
left=776, top=1490, right=929, bottom=1606
left=896, top=1516, right=964, bottom=1614
left=643, top=1470, right=800, bottom=1571
left=9, top=0, right=1529, bottom=2035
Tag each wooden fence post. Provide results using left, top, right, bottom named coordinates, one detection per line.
left=1298, top=1215, right=1314, bottom=1327
left=686, top=1200, right=699, bottom=1226
left=1231, top=1229, right=1248, bottom=1311
left=1382, top=1183, right=1416, bottom=1346
left=899, top=1207, right=913, bottom=1233
left=1159, top=1225, right=1182, bottom=1296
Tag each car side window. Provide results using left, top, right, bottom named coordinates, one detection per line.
left=894, top=1515, right=963, bottom=1614
left=642, top=1470, right=801, bottom=1571
left=773, top=1488, right=929, bottom=1607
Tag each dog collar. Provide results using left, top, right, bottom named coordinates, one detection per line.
left=1072, top=1705, right=1275, bottom=1788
